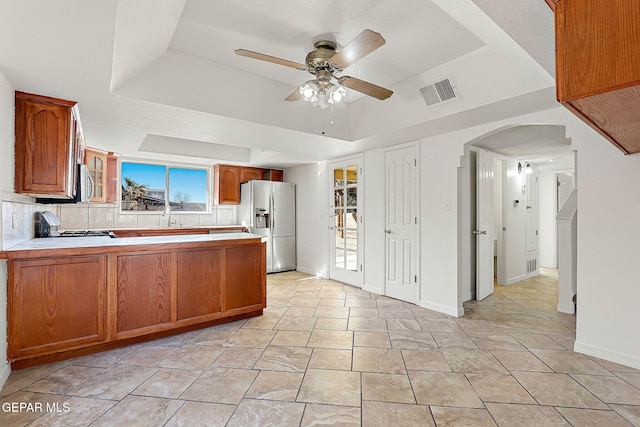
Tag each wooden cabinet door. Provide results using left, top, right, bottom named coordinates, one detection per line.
left=116, top=252, right=172, bottom=335
left=214, top=164, right=241, bottom=204
left=225, top=244, right=266, bottom=310
left=555, top=0, right=640, bottom=154
left=176, top=248, right=223, bottom=320
left=557, top=0, right=640, bottom=101
left=106, top=153, right=119, bottom=203
left=269, top=169, right=284, bottom=182
left=15, top=93, right=76, bottom=198
left=85, top=148, right=108, bottom=202
left=8, top=256, right=107, bottom=359
left=240, top=167, right=264, bottom=183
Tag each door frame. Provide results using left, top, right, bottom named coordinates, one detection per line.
left=383, top=142, right=420, bottom=303
left=327, top=154, right=364, bottom=287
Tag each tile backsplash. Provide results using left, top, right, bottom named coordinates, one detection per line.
left=1, top=192, right=238, bottom=250
left=57, top=203, right=238, bottom=230
left=1, top=192, right=38, bottom=250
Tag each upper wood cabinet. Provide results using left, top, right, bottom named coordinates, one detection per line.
left=544, top=0, right=558, bottom=12
left=240, top=167, right=264, bottom=183
left=84, top=149, right=119, bottom=203
left=214, top=164, right=241, bottom=204
left=213, top=164, right=285, bottom=204
left=15, top=92, right=83, bottom=198
left=106, top=152, right=119, bottom=203
left=85, top=148, right=107, bottom=203
left=555, top=0, right=640, bottom=154
left=267, top=169, right=284, bottom=182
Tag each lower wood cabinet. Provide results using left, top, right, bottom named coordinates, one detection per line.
left=226, top=245, right=265, bottom=310
left=8, top=255, right=107, bottom=359
left=6, top=238, right=266, bottom=368
left=177, top=248, right=223, bottom=320
left=116, top=252, right=172, bottom=334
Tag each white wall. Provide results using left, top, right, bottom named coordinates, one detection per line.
left=363, top=149, right=385, bottom=295
left=285, top=162, right=329, bottom=278
left=504, top=157, right=528, bottom=283
left=538, top=170, right=557, bottom=268
left=292, top=105, right=640, bottom=370
left=0, top=71, right=14, bottom=387
left=572, top=124, right=640, bottom=369
left=419, top=138, right=462, bottom=315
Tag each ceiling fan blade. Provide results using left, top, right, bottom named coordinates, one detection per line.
left=331, top=29, right=386, bottom=69
left=285, top=87, right=300, bottom=101
left=339, top=76, right=393, bottom=100
left=235, top=49, right=306, bottom=71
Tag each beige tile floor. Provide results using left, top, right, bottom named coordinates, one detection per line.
left=1, top=268, right=640, bottom=426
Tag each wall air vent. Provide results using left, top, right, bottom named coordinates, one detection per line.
left=420, top=77, right=459, bottom=107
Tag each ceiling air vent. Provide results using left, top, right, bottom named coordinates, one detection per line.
left=420, top=77, right=459, bottom=107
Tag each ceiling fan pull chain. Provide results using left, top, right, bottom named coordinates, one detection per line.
left=330, top=104, right=334, bottom=125
left=321, top=109, right=326, bottom=135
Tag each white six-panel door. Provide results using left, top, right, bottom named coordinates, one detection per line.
left=384, top=146, right=418, bottom=303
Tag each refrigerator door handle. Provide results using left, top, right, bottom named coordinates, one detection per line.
left=271, top=192, right=275, bottom=233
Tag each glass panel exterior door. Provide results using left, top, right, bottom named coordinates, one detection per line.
left=329, top=157, right=363, bottom=286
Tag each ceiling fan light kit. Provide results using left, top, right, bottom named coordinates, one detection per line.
left=299, top=80, right=347, bottom=109
left=235, top=29, right=393, bottom=110
left=300, top=81, right=319, bottom=102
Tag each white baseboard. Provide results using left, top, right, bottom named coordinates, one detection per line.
left=505, top=270, right=539, bottom=286
left=574, top=341, right=640, bottom=370
left=295, top=266, right=326, bottom=279
left=419, top=300, right=463, bottom=317
left=363, top=285, right=383, bottom=296
left=0, top=362, right=10, bottom=391
left=557, top=303, right=575, bottom=314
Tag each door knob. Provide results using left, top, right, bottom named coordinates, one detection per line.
left=472, top=230, right=487, bottom=235
left=384, top=229, right=391, bottom=234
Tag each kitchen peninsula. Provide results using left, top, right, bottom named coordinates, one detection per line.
left=3, top=232, right=266, bottom=369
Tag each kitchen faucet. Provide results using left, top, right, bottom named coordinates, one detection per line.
left=162, top=204, right=173, bottom=227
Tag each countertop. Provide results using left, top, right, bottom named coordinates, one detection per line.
left=97, top=225, right=245, bottom=231
left=3, top=232, right=266, bottom=253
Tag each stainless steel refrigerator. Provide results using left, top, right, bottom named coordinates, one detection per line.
left=239, top=181, right=296, bottom=273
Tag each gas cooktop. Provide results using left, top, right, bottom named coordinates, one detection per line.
left=59, top=230, right=118, bottom=238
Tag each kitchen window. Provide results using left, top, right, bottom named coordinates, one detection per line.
left=121, top=162, right=208, bottom=212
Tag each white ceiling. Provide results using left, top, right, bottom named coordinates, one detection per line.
left=471, top=124, right=574, bottom=171
left=0, top=0, right=565, bottom=169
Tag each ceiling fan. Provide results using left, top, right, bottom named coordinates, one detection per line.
left=235, top=29, right=393, bottom=107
